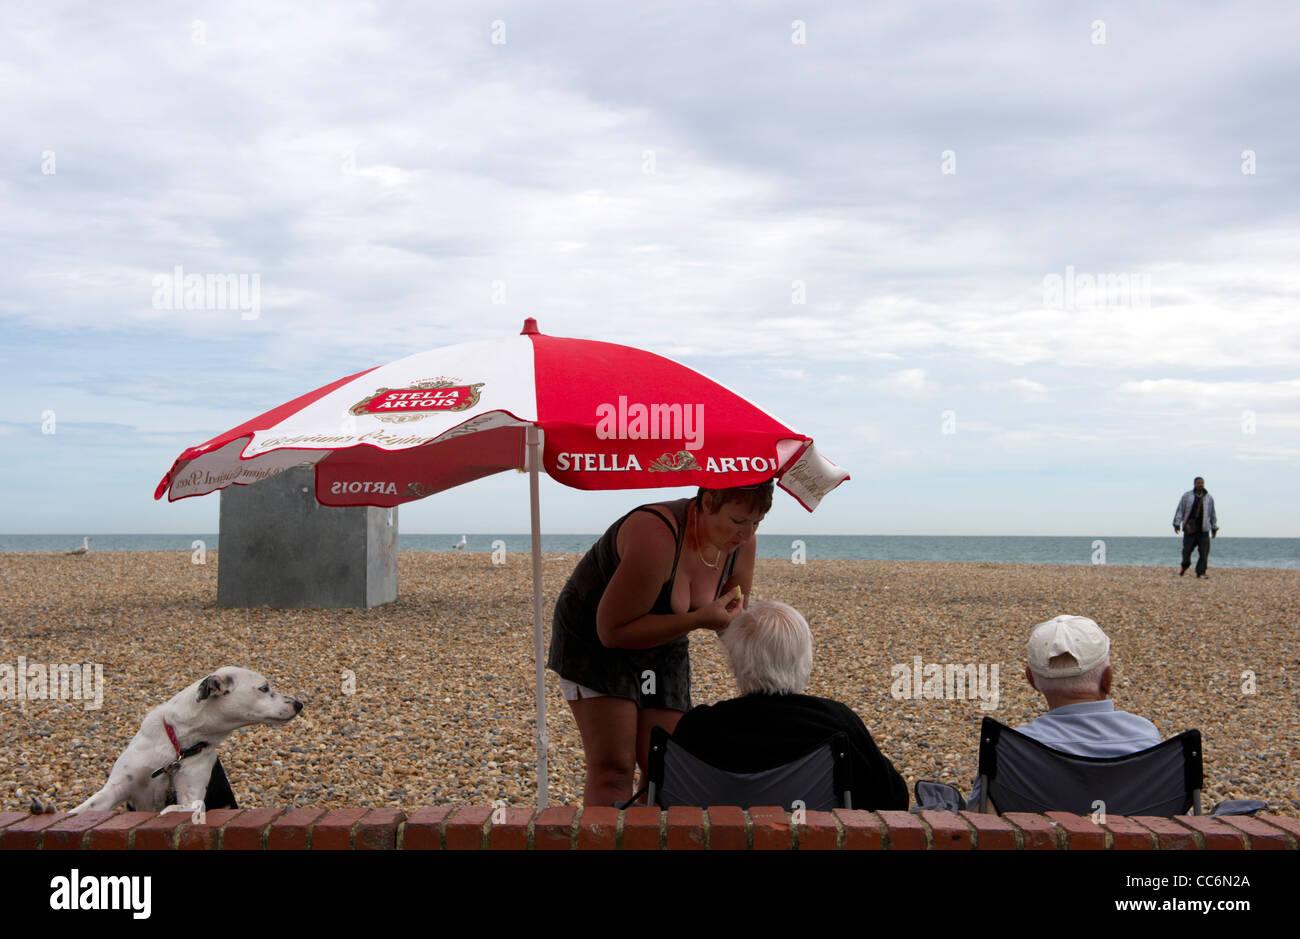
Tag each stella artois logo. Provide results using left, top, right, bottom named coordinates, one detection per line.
left=647, top=450, right=701, bottom=473
left=350, top=378, right=485, bottom=424
left=405, top=481, right=438, bottom=499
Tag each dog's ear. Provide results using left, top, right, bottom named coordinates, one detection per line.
left=197, top=673, right=227, bottom=701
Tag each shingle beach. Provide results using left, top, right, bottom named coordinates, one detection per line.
left=1, top=551, right=1296, bottom=814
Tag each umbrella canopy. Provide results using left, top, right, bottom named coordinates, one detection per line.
left=157, top=318, right=846, bottom=510
left=155, top=318, right=849, bottom=805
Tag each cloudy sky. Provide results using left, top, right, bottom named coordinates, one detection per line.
left=2, top=1, right=1298, bottom=537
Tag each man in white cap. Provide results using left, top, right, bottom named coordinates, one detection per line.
left=1015, top=615, right=1160, bottom=753
left=967, top=615, right=1160, bottom=810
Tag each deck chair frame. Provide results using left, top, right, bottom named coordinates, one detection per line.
left=975, top=716, right=1204, bottom=816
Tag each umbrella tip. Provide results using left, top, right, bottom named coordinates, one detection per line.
left=521, top=317, right=539, bottom=335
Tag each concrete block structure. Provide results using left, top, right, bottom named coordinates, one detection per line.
left=217, top=465, right=398, bottom=609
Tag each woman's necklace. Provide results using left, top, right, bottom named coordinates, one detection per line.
left=695, top=504, right=723, bottom=569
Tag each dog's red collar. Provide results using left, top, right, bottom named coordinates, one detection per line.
left=151, top=718, right=209, bottom=779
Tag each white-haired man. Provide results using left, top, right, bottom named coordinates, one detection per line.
left=670, top=600, right=909, bottom=810
left=968, top=614, right=1160, bottom=810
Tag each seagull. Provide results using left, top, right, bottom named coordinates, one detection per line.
left=66, top=537, right=90, bottom=556
left=454, top=535, right=467, bottom=551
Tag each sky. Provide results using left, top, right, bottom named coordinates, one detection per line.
left=2, top=1, right=1298, bottom=537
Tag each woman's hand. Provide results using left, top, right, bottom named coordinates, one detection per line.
left=695, top=586, right=744, bottom=632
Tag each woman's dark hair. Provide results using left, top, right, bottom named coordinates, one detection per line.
left=695, top=479, right=774, bottom=516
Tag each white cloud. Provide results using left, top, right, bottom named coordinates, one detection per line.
left=853, top=423, right=881, bottom=444
left=1231, top=445, right=1300, bottom=462
left=873, top=369, right=939, bottom=398
left=1116, top=379, right=1300, bottom=407
left=982, top=378, right=1049, bottom=400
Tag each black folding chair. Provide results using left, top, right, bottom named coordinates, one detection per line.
left=644, top=725, right=853, bottom=810
left=974, top=717, right=1262, bottom=817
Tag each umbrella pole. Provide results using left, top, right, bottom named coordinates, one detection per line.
left=527, top=424, right=549, bottom=809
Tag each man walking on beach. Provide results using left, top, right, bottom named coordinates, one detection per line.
left=1173, top=476, right=1218, bottom=578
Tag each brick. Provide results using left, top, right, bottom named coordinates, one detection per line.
left=621, top=806, right=662, bottom=850
left=576, top=806, right=618, bottom=850
left=666, top=806, right=706, bottom=850
left=749, top=806, right=791, bottom=850
left=795, top=810, right=839, bottom=850
left=488, top=807, right=535, bottom=850
left=919, top=810, right=973, bottom=850
left=402, top=806, right=452, bottom=850
left=1003, top=813, right=1061, bottom=850
left=268, top=808, right=327, bottom=850
left=221, top=808, right=286, bottom=849
left=178, top=809, right=243, bottom=850
left=1215, top=815, right=1295, bottom=850
left=41, top=811, right=117, bottom=850
left=960, top=810, right=1018, bottom=850
left=1101, top=816, right=1157, bottom=850
left=1045, top=812, right=1107, bottom=850
left=1176, top=815, right=1246, bottom=850
left=1130, top=816, right=1199, bottom=850
left=445, top=806, right=491, bottom=850
left=356, top=808, right=404, bottom=850
left=85, top=812, right=154, bottom=850
left=309, top=807, right=369, bottom=850
left=0, top=812, right=64, bottom=850
left=1257, top=815, right=1300, bottom=843
left=706, top=806, right=749, bottom=850
left=535, top=806, right=577, bottom=850
left=878, top=810, right=927, bottom=850
left=833, top=809, right=884, bottom=850
left=0, top=812, right=29, bottom=831
left=133, top=812, right=192, bottom=850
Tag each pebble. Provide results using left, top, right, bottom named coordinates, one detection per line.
left=1, top=551, right=1295, bottom=814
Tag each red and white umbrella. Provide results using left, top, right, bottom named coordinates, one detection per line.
left=155, top=318, right=849, bottom=804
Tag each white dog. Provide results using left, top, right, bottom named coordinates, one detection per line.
left=69, top=666, right=302, bottom=815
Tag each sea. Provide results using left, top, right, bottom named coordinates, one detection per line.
left=3, top=534, right=1297, bottom=569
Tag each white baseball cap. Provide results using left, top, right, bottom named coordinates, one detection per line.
left=1027, top=615, right=1110, bottom=677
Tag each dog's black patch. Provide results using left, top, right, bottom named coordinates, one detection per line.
left=197, top=674, right=225, bottom=701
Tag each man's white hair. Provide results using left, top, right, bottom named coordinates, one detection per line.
left=1030, top=652, right=1111, bottom=696
left=720, top=600, right=813, bottom=695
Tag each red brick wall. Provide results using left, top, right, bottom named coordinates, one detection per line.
left=2, top=807, right=1295, bottom=850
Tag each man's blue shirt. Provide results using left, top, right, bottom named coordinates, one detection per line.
left=1015, top=700, right=1161, bottom=756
